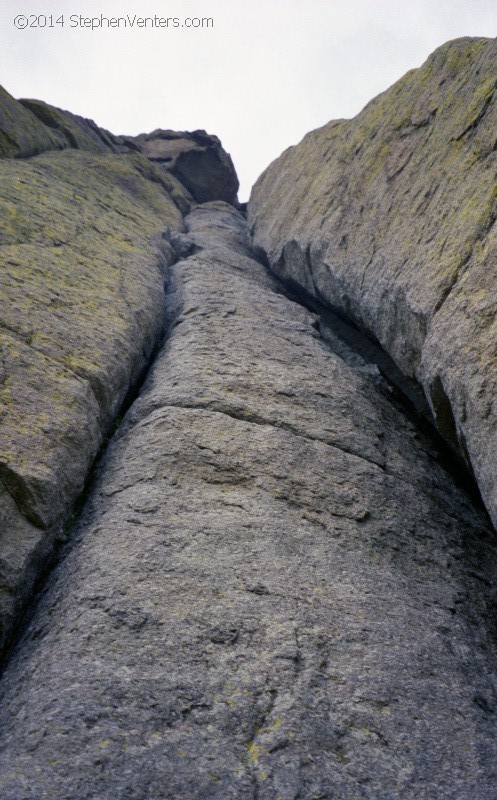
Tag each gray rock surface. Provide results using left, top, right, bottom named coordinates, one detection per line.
left=0, top=86, right=62, bottom=158
left=1, top=205, right=496, bottom=798
left=19, top=98, right=121, bottom=153
left=249, top=36, right=497, bottom=530
left=0, top=81, right=237, bottom=655
left=132, top=129, right=240, bottom=204
left=0, top=146, right=185, bottom=652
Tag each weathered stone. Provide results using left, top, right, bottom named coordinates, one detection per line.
left=249, top=36, right=497, bottom=530
left=0, top=148, right=184, bottom=651
left=132, top=129, right=240, bottom=204
left=0, top=79, right=241, bottom=653
left=1, top=89, right=237, bottom=212
left=0, top=206, right=496, bottom=798
left=0, top=86, right=62, bottom=158
left=2, top=52, right=497, bottom=797
left=19, top=98, right=120, bottom=153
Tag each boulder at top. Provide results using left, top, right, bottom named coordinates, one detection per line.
left=132, top=129, right=240, bottom=204
left=249, top=36, right=497, bottom=530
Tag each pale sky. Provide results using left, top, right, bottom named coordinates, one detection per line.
left=1, top=1, right=496, bottom=199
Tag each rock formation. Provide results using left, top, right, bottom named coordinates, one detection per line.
left=0, top=86, right=240, bottom=654
left=0, top=37, right=497, bottom=799
left=132, top=129, right=240, bottom=204
left=250, top=36, right=497, bottom=533
left=0, top=98, right=186, bottom=655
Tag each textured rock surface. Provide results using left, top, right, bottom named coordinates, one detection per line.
left=249, top=36, right=497, bottom=529
left=0, top=86, right=62, bottom=158
left=2, top=50, right=497, bottom=797
left=20, top=98, right=121, bottom=154
left=0, top=147, right=185, bottom=651
left=1, top=205, right=497, bottom=798
left=132, top=129, right=240, bottom=204
left=0, top=81, right=239, bottom=654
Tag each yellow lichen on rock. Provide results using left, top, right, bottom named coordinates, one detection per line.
left=249, top=36, right=497, bottom=529
left=0, top=147, right=185, bottom=650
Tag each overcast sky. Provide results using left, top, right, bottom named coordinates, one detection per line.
left=1, top=0, right=496, bottom=199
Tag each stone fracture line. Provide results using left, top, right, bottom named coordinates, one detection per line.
left=249, top=38, right=497, bottom=532
left=0, top=149, right=184, bottom=654
left=0, top=204, right=496, bottom=799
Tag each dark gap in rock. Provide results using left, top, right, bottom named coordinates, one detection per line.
left=87, top=122, right=117, bottom=151
left=257, top=255, right=490, bottom=521
left=429, top=375, right=459, bottom=450
left=0, top=234, right=182, bottom=677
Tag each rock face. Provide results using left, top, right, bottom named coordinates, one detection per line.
left=0, top=203, right=497, bottom=799
left=19, top=98, right=121, bottom=153
left=13, top=98, right=241, bottom=205
left=0, top=86, right=236, bottom=653
left=1, top=42, right=497, bottom=798
left=0, top=86, right=62, bottom=157
left=0, top=148, right=183, bottom=652
left=249, top=36, right=497, bottom=531
left=132, top=129, right=240, bottom=204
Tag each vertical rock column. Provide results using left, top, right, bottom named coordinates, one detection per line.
left=0, top=204, right=496, bottom=799
left=249, top=36, right=497, bottom=531
left=0, top=147, right=186, bottom=653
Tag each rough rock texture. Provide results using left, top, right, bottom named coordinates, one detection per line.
left=0, top=83, right=239, bottom=654
left=2, top=49, right=497, bottom=797
left=0, top=145, right=188, bottom=651
left=19, top=98, right=121, bottom=154
left=132, top=129, right=240, bottom=204
left=0, top=86, right=62, bottom=158
left=249, top=36, right=497, bottom=530
left=1, top=205, right=497, bottom=798
left=0, top=88, right=238, bottom=205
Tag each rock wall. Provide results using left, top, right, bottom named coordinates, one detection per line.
left=249, top=36, right=497, bottom=531
left=1, top=43, right=497, bottom=798
left=1, top=204, right=497, bottom=798
left=0, top=86, right=237, bottom=653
